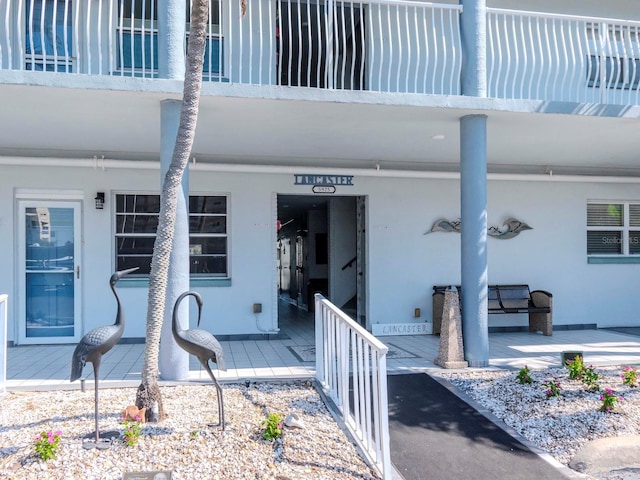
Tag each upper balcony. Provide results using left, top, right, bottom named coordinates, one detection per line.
left=3, top=0, right=640, bottom=107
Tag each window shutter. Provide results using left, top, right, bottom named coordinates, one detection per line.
left=629, top=204, right=640, bottom=227
left=587, top=204, right=623, bottom=226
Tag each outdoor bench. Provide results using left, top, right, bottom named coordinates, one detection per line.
left=432, top=284, right=553, bottom=336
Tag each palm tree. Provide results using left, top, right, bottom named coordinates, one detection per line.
left=135, top=0, right=210, bottom=421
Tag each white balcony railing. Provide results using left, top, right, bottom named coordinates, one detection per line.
left=0, top=0, right=462, bottom=95
left=4, top=2, right=640, bottom=106
left=487, top=8, right=640, bottom=105
left=314, top=294, right=391, bottom=479
left=0, top=294, right=7, bottom=396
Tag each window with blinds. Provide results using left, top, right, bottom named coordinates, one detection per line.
left=587, top=202, right=640, bottom=255
left=115, top=193, right=228, bottom=276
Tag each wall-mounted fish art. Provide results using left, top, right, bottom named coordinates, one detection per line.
left=487, top=217, right=532, bottom=239
left=426, top=218, right=461, bottom=233
left=425, top=217, right=532, bottom=239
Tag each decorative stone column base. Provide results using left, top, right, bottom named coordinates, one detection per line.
left=434, top=288, right=468, bottom=369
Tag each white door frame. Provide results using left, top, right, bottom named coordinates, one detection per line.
left=17, top=198, right=82, bottom=345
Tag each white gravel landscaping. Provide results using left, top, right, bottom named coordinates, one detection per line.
left=442, top=365, right=640, bottom=478
left=0, top=381, right=380, bottom=480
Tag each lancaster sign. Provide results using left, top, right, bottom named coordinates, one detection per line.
left=371, top=322, right=432, bottom=336
left=294, top=174, right=354, bottom=186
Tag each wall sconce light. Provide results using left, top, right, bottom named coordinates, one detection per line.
left=94, top=192, right=105, bottom=210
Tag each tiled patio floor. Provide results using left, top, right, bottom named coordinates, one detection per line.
left=5, top=301, right=640, bottom=391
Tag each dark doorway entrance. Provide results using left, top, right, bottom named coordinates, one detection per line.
left=276, top=195, right=365, bottom=327
left=277, top=1, right=366, bottom=89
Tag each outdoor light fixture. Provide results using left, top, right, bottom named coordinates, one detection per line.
left=94, top=192, right=105, bottom=210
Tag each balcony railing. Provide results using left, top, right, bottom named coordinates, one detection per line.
left=488, top=8, right=640, bottom=105
left=3, top=1, right=640, bottom=106
left=0, top=0, right=462, bottom=94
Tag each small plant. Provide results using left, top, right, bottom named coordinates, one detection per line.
left=621, top=366, right=638, bottom=387
left=566, top=355, right=584, bottom=380
left=262, top=412, right=283, bottom=441
left=542, top=377, right=561, bottom=398
left=581, top=365, right=600, bottom=391
left=190, top=430, right=200, bottom=438
left=34, top=430, right=62, bottom=461
left=121, top=415, right=143, bottom=446
left=566, top=356, right=600, bottom=390
left=599, top=388, right=621, bottom=412
left=516, top=366, right=533, bottom=384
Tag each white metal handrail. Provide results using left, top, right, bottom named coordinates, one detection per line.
left=0, top=294, right=7, bottom=396
left=487, top=8, right=640, bottom=105
left=314, top=293, right=391, bottom=479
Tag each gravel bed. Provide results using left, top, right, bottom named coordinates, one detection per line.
left=442, top=366, right=640, bottom=469
left=0, top=381, right=380, bottom=480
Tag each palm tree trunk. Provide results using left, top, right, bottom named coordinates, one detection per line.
left=136, top=0, right=209, bottom=421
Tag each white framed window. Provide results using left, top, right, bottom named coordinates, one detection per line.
left=114, top=193, right=228, bottom=277
left=115, top=0, right=224, bottom=78
left=25, top=0, right=75, bottom=72
left=587, top=201, right=640, bottom=256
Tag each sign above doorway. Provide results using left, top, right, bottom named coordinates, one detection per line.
left=294, top=174, right=354, bottom=186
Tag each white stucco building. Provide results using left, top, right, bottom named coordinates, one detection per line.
left=1, top=0, right=640, bottom=359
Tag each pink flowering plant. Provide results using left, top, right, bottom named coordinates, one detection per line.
left=566, top=356, right=600, bottom=390
left=516, top=366, right=533, bottom=384
left=599, top=388, right=621, bottom=412
left=621, top=366, right=638, bottom=387
left=566, top=355, right=585, bottom=380
left=262, top=412, right=283, bottom=441
left=580, top=365, right=600, bottom=391
left=121, top=415, right=143, bottom=446
left=542, top=377, right=561, bottom=398
left=34, top=430, right=62, bottom=461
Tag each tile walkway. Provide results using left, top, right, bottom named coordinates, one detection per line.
left=4, top=301, right=640, bottom=391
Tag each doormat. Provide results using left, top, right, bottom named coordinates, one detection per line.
left=287, top=343, right=418, bottom=363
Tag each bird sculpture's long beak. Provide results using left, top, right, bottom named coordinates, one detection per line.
left=110, top=266, right=140, bottom=284
left=118, top=266, right=140, bottom=277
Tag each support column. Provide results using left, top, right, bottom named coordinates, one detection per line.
left=459, top=0, right=489, bottom=367
left=156, top=1, right=188, bottom=380
left=460, top=114, right=488, bottom=367
left=158, top=100, right=190, bottom=381
left=460, top=0, right=486, bottom=97
left=158, top=0, right=186, bottom=80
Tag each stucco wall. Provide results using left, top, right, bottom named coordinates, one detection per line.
left=2, top=162, right=640, bottom=344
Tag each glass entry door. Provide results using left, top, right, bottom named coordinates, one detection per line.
left=18, top=201, right=81, bottom=344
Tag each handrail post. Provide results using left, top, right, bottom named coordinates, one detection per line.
left=377, top=353, right=392, bottom=477
left=314, top=293, right=324, bottom=384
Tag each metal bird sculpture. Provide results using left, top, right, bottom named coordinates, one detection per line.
left=488, top=217, right=533, bottom=239
left=425, top=218, right=461, bottom=234
left=70, top=267, right=138, bottom=448
left=172, top=291, right=227, bottom=430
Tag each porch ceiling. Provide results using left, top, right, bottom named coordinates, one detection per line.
left=2, top=82, right=640, bottom=176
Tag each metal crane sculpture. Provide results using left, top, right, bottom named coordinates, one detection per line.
left=172, top=291, right=227, bottom=430
left=70, top=267, right=139, bottom=448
